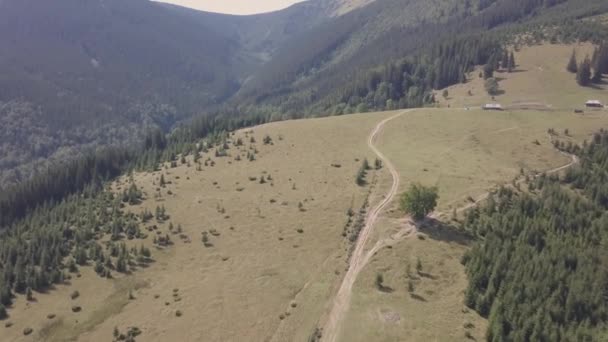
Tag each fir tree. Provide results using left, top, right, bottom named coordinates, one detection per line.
left=567, top=49, right=578, bottom=73
left=577, top=56, right=592, bottom=86
left=508, top=51, right=516, bottom=72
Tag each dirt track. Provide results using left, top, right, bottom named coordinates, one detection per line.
left=319, top=109, right=581, bottom=342
left=321, top=111, right=408, bottom=342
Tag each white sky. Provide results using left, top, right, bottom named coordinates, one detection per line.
left=156, top=0, right=307, bottom=15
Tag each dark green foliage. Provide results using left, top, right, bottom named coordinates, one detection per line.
left=0, top=147, right=131, bottom=227
left=463, top=130, right=608, bottom=341
left=356, top=159, right=371, bottom=186
left=0, top=304, right=6, bottom=320
left=484, top=78, right=500, bottom=95
left=0, top=188, right=150, bottom=311
left=508, top=51, right=516, bottom=72
left=483, top=63, right=495, bottom=80
left=400, top=184, right=439, bottom=220
left=263, top=135, right=273, bottom=145
left=567, top=49, right=578, bottom=73
left=374, top=158, right=383, bottom=170
left=375, top=273, right=384, bottom=290
left=576, top=56, right=592, bottom=86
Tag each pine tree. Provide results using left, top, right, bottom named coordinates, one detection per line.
left=508, top=51, right=516, bottom=72
left=592, top=51, right=603, bottom=84
left=577, top=56, right=592, bottom=86
left=0, top=304, right=7, bottom=320
left=501, top=51, right=509, bottom=70
left=567, top=50, right=578, bottom=73
left=483, top=63, right=494, bottom=79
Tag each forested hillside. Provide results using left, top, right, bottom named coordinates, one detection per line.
left=0, top=0, right=245, bottom=187
left=2, top=0, right=608, bottom=189
left=462, top=131, right=608, bottom=340
left=235, top=0, right=608, bottom=116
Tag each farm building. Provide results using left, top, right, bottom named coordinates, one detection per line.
left=586, top=100, right=603, bottom=108
left=482, top=103, right=503, bottom=111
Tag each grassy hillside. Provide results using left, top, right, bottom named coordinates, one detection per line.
left=3, top=43, right=608, bottom=341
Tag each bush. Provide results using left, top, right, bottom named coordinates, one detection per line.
left=70, top=290, right=80, bottom=300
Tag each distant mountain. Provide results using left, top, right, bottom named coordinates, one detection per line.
left=0, top=0, right=378, bottom=187
left=235, top=0, right=608, bottom=114
left=0, top=0, right=242, bottom=186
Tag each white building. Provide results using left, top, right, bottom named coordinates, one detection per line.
left=586, top=100, right=603, bottom=108
left=482, top=103, right=503, bottom=111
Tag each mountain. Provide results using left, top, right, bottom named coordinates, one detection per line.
left=2, top=0, right=608, bottom=188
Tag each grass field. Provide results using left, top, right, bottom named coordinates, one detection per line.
left=3, top=112, right=394, bottom=342
left=437, top=43, right=607, bottom=110
left=339, top=108, right=608, bottom=342
left=5, top=43, right=608, bottom=342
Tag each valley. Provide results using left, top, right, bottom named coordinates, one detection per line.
left=3, top=42, right=608, bottom=341
left=1, top=0, right=608, bottom=341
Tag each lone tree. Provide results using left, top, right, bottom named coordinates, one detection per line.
left=567, top=49, right=578, bottom=73
left=400, top=183, right=439, bottom=220
left=484, top=77, right=500, bottom=95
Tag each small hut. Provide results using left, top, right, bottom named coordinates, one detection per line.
left=482, top=103, right=503, bottom=111
left=586, top=100, right=603, bottom=108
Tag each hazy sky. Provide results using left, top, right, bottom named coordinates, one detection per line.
left=157, top=0, right=307, bottom=15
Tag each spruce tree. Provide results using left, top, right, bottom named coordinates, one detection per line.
left=0, top=304, right=7, bottom=320
left=508, top=51, right=516, bottom=72
left=501, top=51, right=509, bottom=71
left=577, top=56, right=592, bottom=86
left=483, top=63, right=494, bottom=79
left=567, top=50, right=578, bottom=73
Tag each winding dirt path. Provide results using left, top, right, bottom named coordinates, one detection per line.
left=321, top=111, right=408, bottom=342
left=320, top=110, right=580, bottom=342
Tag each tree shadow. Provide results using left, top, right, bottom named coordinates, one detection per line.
left=417, top=271, right=437, bottom=280
left=587, top=82, right=607, bottom=90
left=415, top=217, right=473, bottom=246
left=410, top=293, right=427, bottom=302
left=378, top=284, right=395, bottom=293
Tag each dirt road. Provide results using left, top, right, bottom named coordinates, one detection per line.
left=321, top=111, right=407, bottom=342
left=320, top=110, right=580, bottom=342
